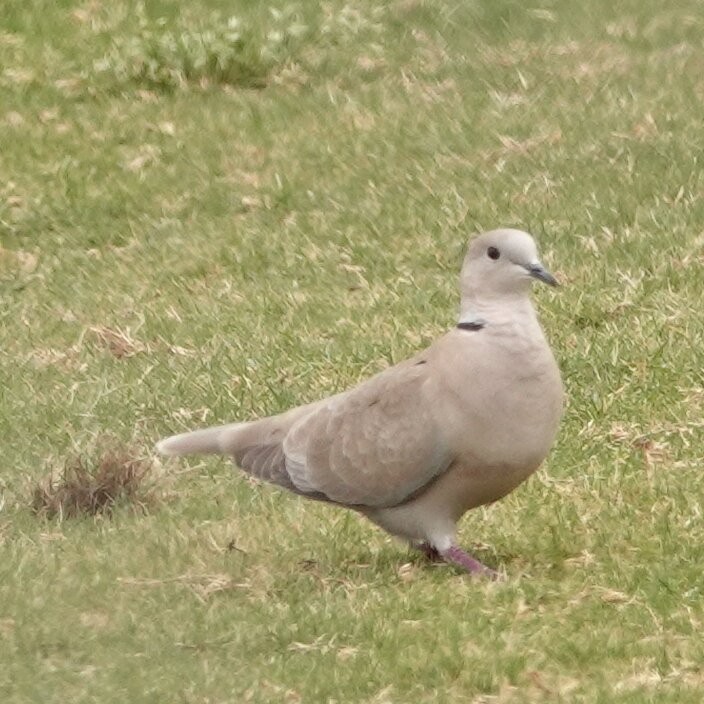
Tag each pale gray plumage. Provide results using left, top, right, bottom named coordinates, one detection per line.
left=157, top=229, right=563, bottom=576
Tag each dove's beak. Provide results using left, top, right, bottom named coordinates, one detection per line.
left=526, top=263, right=559, bottom=287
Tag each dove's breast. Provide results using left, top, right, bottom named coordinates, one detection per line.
left=427, top=322, right=563, bottom=509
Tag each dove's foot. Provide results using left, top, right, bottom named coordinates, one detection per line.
left=415, top=541, right=443, bottom=562
left=440, top=545, right=499, bottom=579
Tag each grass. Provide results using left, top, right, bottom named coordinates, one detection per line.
left=1, top=0, right=704, bottom=701
left=30, top=438, right=154, bottom=519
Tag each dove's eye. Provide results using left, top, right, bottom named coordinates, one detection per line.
left=487, top=247, right=500, bottom=260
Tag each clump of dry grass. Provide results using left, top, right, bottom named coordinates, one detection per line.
left=31, top=442, right=155, bottom=519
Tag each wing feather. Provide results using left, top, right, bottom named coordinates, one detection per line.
left=281, top=361, right=451, bottom=507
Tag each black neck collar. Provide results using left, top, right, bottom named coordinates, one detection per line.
left=457, top=321, right=485, bottom=331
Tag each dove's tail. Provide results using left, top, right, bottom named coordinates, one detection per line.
left=156, top=423, right=246, bottom=457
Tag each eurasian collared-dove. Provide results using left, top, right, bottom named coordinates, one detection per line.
left=157, top=229, right=563, bottom=576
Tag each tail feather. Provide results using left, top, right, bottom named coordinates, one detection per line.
left=156, top=423, right=245, bottom=457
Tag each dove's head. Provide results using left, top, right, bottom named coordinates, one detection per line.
left=460, top=229, right=557, bottom=301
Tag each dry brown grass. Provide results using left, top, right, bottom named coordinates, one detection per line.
left=31, top=441, right=154, bottom=519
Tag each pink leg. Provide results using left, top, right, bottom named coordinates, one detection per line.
left=440, top=545, right=499, bottom=579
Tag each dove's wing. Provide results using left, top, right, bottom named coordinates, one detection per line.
left=281, top=359, right=452, bottom=507
left=222, top=356, right=452, bottom=508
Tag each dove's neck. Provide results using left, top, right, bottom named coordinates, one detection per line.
left=458, top=293, right=538, bottom=329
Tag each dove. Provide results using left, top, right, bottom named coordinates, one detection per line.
left=157, top=229, right=563, bottom=576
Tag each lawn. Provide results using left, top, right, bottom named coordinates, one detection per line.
left=1, top=0, right=704, bottom=702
